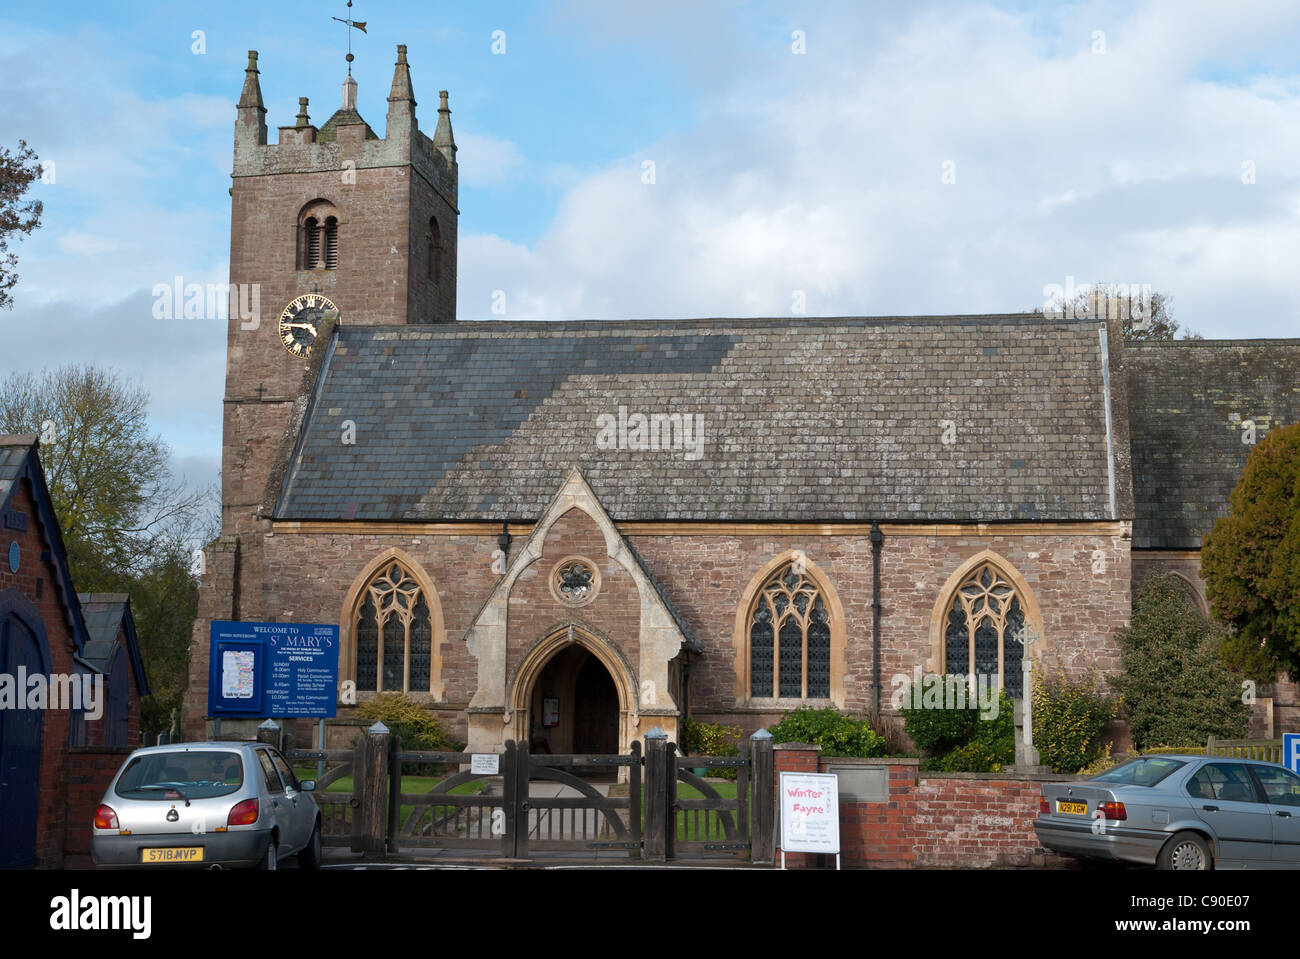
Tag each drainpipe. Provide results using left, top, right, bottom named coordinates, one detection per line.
left=870, top=520, right=883, bottom=725
left=496, top=522, right=512, bottom=571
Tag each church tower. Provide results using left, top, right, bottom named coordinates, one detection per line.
left=223, top=44, right=458, bottom=538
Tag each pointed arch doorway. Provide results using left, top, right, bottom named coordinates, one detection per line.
left=509, top=627, right=636, bottom=780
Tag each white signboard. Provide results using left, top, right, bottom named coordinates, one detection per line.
left=221, top=649, right=256, bottom=699
left=779, top=771, right=840, bottom=854
left=471, top=753, right=500, bottom=775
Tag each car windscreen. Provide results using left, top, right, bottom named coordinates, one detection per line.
left=1089, top=757, right=1186, bottom=787
left=115, top=751, right=244, bottom=800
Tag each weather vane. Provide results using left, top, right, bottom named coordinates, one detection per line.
left=332, top=0, right=367, bottom=76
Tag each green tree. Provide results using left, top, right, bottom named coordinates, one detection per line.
left=0, top=364, right=217, bottom=737
left=0, top=140, right=43, bottom=310
left=1110, top=572, right=1250, bottom=750
left=0, top=365, right=211, bottom=582
left=1202, top=421, right=1300, bottom=681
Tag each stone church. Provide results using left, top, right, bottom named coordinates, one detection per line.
left=183, top=45, right=1300, bottom=751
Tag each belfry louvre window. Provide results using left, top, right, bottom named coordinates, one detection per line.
left=354, top=562, right=433, bottom=693
left=302, top=217, right=321, bottom=270
left=748, top=563, right=831, bottom=699
left=942, top=562, right=1026, bottom=696
left=323, top=216, right=339, bottom=269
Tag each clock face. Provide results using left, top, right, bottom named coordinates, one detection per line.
left=278, top=294, right=339, bottom=357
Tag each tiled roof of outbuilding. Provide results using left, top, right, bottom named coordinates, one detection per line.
left=273, top=315, right=1124, bottom=523
left=1126, top=339, right=1300, bottom=549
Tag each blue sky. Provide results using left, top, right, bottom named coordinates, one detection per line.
left=3, top=0, right=1300, bottom=496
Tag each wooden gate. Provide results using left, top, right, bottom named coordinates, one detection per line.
left=285, top=747, right=355, bottom=848
left=388, top=742, right=516, bottom=856
left=292, top=724, right=775, bottom=864
left=667, top=742, right=751, bottom=859
left=515, top=742, right=641, bottom=857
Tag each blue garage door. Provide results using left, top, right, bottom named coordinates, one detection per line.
left=0, top=611, right=47, bottom=868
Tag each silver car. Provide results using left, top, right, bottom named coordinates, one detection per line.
left=1035, top=754, right=1300, bottom=870
left=92, top=742, right=322, bottom=870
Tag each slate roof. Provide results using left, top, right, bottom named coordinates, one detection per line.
left=316, top=108, right=377, bottom=142
left=1126, top=339, right=1300, bottom=549
left=0, top=435, right=90, bottom=653
left=274, top=315, right=1122, bottom=523
left=78, top=593, right=129, bottom=671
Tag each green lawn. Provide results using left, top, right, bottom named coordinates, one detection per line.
left=293, top=765, right=491, bottom=834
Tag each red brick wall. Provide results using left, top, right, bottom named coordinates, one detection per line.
left=0, top=480, right=76, bottom=867
left=773, top=745, right=1072, bottom=869
left=61, top=747, right=134, bottom=869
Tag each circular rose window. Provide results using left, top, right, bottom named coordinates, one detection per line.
left=551, top=556, right=600, bottom=607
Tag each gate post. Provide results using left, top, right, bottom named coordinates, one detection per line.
left=386, top=734, right=401, bottom=853
left=512, top=740, right=530, bottom=860
left=503, top=740, right=521, bottom=859
left=353, top=721, right=390, bottom=857
left=643, top=727, right=669, bottom=862
left=750, top=729, right=775, bottom=865
left=256, top=719, right=281, bottom=751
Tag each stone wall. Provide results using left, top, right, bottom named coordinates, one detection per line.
left=186, top=521, right=1134, bottom=744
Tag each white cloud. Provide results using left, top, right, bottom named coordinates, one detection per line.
left=458, top=1, right=1300, bottom=337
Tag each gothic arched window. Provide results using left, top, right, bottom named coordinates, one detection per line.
left=353, top=562, right=434, bottom=694
left=942, top=562, right=1027, bottom=696
left=747, top=562, right=832, bottom=699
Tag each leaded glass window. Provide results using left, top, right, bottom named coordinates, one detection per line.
left=353, top=562, right=435, bottom=694
left=748, top=562, right=833, bottom=699
left=942, top=562, right=1030, bottom=696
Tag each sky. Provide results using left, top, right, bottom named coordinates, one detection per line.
left=2, top=0, right=1300, bottom=498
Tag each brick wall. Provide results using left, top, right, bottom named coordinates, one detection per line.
left=62, top=746, right=135, bottom=869
left=773, top=745, right=1081, bottom=869
left=1, top=480, right=75, bottom=867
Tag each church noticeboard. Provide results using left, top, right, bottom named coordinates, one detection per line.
left=208, top=621, right=340, bottom=718
left=779, top=771, right=840, bottom=854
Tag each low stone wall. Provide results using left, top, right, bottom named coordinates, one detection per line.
left=774, top=744, right=1086, bottom=868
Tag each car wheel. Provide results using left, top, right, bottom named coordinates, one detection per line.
left=297, top=820, right=322, bottom=870
left=1158, top=831, right=1212, bottom=871
left=258, top=838, right=278, bottom=871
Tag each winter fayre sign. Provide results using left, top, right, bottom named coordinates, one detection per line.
left=779, top=771, right=840, bottom=857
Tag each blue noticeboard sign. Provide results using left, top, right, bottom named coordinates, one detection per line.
left=208, top=621, right=339, bottom=718
left=1285, top=734, right=1300, bottom=776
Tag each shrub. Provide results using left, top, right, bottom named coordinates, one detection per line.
left=1109, top=572, right=1251, bottom=750
left=1031, top=669, right=1116, bottom=773
left=680, top=718, right=742, bottom=780
left=357, top=693, right=461, bottom=753
left=898, top=683, right=1014, bottom=772
left=767, top=707, right=887, bottom=758
left=926, top=690, right=1015, bottom=772
left=898, top=681, right=978, bottom=753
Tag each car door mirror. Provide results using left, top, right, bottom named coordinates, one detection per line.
left=299, top=780, right=317, bottom=792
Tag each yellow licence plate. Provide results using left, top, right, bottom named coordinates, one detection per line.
left=141, top=846, right=204, bottom=863
left=1057, top=801, right=1088, bottom=816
